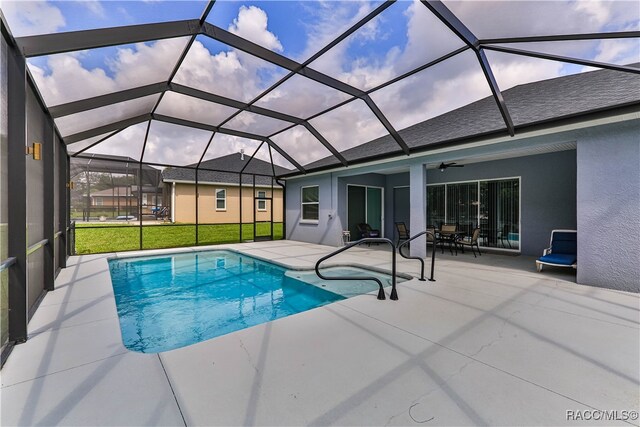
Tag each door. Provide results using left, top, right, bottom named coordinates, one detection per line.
left=347, top=185, right=383, bottom=240
left=347, top=186, right=366, bottom=239
left=367, top=187, right=382, bottom=231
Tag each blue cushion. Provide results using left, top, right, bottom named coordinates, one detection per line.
left=538, top=253, right=576, bottom=266
left=551, top=232, right=577, bottom=254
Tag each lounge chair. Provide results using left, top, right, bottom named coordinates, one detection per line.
left=357, top=223, right=380, bottom=240
left=536, top=229, right=577, bottom=272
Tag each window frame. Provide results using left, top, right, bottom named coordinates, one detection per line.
left=256, top=190, right=267, bottom=211
left=215, top=188, right=226, bottom=211
left=300, top=185, right=319, bottom=223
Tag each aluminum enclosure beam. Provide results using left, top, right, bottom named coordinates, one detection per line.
left=421, top=1, right=514, bottom=136
left=170, top=83, right=304, bottom=124
left=151, top=114, right=305, bottom=172
left=71, top=129, right=124, bottom=157
left=482, top=44, right=640, bottom=75
left=477, top=49, right=515, bottom=136
left=265, top=138, right=305, bottom=173
left=64, top=113, right=151, bottom=144
left=479, top=31, right=640, bottom=44
left=17, top=19, right=201, bottom=57
left=49, top=82, right=169, bottom=118
left=302, top=123, right=349, bottom=167
left=421, top=0, right=479, bottom=48
left=363, top=95, right=411, bottom=154
left=7, top=35, right=28, bottom=343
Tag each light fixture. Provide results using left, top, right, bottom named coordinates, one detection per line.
left=26, top=142, right=42, bottom=160
left=438, top=162, right=464, bottom=172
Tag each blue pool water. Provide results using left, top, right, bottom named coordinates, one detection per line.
left=108, top=251, right=345, bottom=353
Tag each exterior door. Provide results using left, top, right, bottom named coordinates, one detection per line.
left=347, top=185, right=383, bottom=240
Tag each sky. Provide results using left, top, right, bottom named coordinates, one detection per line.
left=1, top=0, right=639, bottom=168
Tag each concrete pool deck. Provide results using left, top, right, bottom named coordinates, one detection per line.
left=1, top=240, right=638, bottom=426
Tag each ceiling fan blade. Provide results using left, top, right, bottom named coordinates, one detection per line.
left=451, top=164, right=464, bottom=168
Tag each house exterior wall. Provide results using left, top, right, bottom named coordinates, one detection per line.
left=172, top=183, right=283, bottom=224
left=425, top=150, right=577, bottom=256
left=288, top=151, right=576, bottom=256
left=285, top=174, right=343, bottom=246
left=576, top=122, right=640, bottom=292
left=285, top=118, right=639, bottom=291
left=337, top=173, right=387, bottom=237
left=91, top=196, right=137, bottom=207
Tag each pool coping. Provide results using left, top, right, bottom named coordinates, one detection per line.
left=106, top=245, right=415, bottom=281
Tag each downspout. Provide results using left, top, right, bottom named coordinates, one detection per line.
left=171, top=182, right=176, bottom=223
left=276, top=178, right=286, bottom=240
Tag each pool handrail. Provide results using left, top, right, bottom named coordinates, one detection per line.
left=397, top=230, right=437, bottom=282
left=314, top=237, right=398, bottom=300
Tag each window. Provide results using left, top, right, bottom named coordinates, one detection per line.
left=215, top=189, right=226, bottom=211
left=94, top=197, right=103, bottom=206
left=427, top=178, right=520, bottom=250
left=256, top=190, right=267, bottom=211
left=301, top=186, right=319, bottom=222
left=142, top=193, right=148, bottom=206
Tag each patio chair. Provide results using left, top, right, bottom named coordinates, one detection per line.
left=439, top=223, right=458, bottom=254
left=456, top=228, right=482, bottom=258
left=426, top=226, right=438, bottom=252
left=395, top=222, right=410, bottom=246
left=357, top=223, right=380, bottom=246
left=536, top=230, right=577, bottom=272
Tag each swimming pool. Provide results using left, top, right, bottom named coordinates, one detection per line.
left=108, top=250, right=396, bottom=353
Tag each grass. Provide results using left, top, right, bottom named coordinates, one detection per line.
left=74, top=222, right=283, bottom=254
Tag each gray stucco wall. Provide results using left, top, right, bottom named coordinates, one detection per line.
left=576, top=123, right=640, bottom=292
left=286, top=173, right=389, bottom=246
left=286, top=150, right=576, bottom=256
left=426, top=150, right=577, bottom=256
left=285, top=174, right=343, bottom=246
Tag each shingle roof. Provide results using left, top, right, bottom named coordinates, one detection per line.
left=162, top=153, right=291, bottom=186
left=299, top=66, right=640, bottom=173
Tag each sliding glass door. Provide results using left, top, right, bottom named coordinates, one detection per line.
left=427, top=178, right=520, bottom=250
left=347, top=185, right=383, bottom=240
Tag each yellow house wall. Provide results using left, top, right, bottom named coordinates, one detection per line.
left=173, top=183, right=283, bottom=224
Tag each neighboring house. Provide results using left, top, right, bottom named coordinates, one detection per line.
left=281, top=67, right=640, bottom=292
left=162, top=153, right=289, bottom=224
left=70, top=154, right=164, bottom=218
left=89, top=187, right=136, bottom=208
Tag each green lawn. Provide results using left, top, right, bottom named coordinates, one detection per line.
left=74, top=222, right=283, bottom=254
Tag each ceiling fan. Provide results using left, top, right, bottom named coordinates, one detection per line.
left=438, top=162, right=464, bottom=172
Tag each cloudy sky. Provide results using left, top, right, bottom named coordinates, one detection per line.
left=2, top=0, right=638, bottom=168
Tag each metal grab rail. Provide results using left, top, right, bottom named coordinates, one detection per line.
left=315, top=237, right=398, bottom=300
left=397, top=231, right=436, bottom=282
left=0, top=257, right=16, bottom=272
left=26, top=239, right=49, bottom=256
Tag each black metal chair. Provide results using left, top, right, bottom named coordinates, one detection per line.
left=357, top=223, right=380, bottom=245
left=394, top=222, right=410, bottom=246
left=456, top=228, right=482, bottom=257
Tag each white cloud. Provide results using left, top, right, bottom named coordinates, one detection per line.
left=0, top=0, right=65, bottom=36
left=30, top=37, right=188, bottom=106
left=78, top=0, right=106, bottom=18
left=228, top=5, right=283, bottom=53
